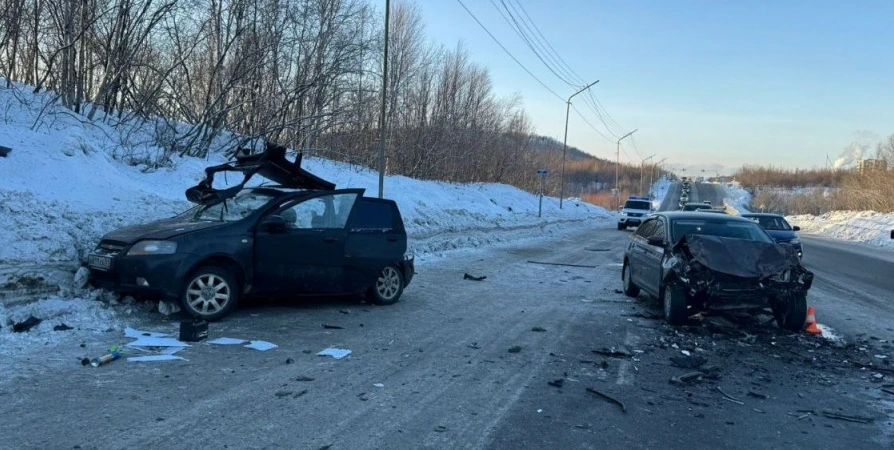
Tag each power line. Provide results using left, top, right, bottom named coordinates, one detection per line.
left=570, top=104, right=615, bottom=144
left=509, top=0, right=587, bottom=85
left=499, top=0, right=582, bottom=87
left=455, top=0, right=565, bottom=102
left=490, top=0, right=578, bottom=87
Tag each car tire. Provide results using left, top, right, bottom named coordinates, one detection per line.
left=663, top=284, right=688, bottom=325
left=370, top=265, right=404, bottom=306
left=617, top=223, right=626, bottom=230
left=622, top=261, right=640, bottom=298
left=181, top=266, right=240, bottom=321
left=775, top=292, right=808, bottom=332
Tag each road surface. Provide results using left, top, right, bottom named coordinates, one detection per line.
left=1, top=219, right=891, bottom=449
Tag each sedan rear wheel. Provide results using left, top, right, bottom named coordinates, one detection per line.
left=370, top=265, right=404, bottom=306
left=182, top=266, right=239, bottom=321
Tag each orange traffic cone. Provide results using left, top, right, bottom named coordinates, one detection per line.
left=804, top=306, right=822, bottom=335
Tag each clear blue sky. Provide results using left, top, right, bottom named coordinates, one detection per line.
left=413, top=0, right=893, bottom=172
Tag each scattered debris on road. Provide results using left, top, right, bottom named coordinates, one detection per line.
left=374, top=383, right=385, bottom=388
left=670, top=372, right=704, bottom=385
left=318, top=347, right=352, bottom=359
left=670, top=355, right=707, bottom=369
left=507, top=345, right=522, bottom=353
left=286, top=357, right=295, bottom=364
left=208, top=337, right=247, bottom=345
left=820, top=410, right=875, bottom=424
left=716, top=387, right=744, bottom=405
left=434, top=426, right=448, bottom=432
left=244, top=340, right=277, bottom=351
left=527, top=260, right=597, bottom=269
left=586, top=388, right=626, bottom=413
left=13, top=316, right=41, bottom=333
left=747, top=391, right=769, bottom=400
left=295, top=376, right=315, bottom=382
left=275, top=391, right=293, bottom=398
left=531, top=327, right=547, bottom=332
left=322, top=324, right=344, bottom=329
left=53, top=323, right=73, bottom=331
left=592, top=346, right=633, bottom=358
left=548, top=378, right=564, bottom=388
left=463, top=273, right=487, bottom=281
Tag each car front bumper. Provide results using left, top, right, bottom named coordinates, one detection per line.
left=618, top=217, right=644, bottom=226
left=88, top=252, right=190, bottom=300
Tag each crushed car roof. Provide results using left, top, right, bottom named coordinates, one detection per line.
left=185, top=142, right=335, bottom=205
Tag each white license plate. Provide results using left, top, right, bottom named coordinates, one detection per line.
left=88, top=254, right=112, bottom=271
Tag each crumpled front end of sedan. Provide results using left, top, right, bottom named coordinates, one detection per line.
left=665, top=234, right=814, bottom=311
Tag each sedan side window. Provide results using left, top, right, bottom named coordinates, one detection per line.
left=278, top=193, right=358, bottom=229
left=636, top=219, right=657, bottom=237
left=652, top=219, right=667, bottom=241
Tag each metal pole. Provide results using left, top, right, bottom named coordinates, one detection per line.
left=640, top=154, right=655, bottom=194
left=614, top=129, right=638, bottom=209
left=538, top=176, right=543, bottom=217
left=376, top=0, right=390, bottom=199
left=559, top=80, right=599, bottom=209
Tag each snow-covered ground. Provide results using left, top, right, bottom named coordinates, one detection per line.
left=723, top=181, right=752, bottom=214
left=650, top=176, right=671, bottom=210
left=786, top=211, right=894, bottom=249
left=0, top=82, right=612, bottom=354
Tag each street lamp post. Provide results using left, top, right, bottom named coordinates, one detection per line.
left=651, top=157, right=667, bottom=196
left=614, top=129, right=638, bottom=209
left=559, top=80, right=599, bottom=209
left=376, top=0, right=391, bottom=198
left=639, top=154, right=656, bottom=195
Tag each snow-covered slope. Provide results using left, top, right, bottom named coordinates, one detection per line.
left=650, top=176, right=670, bottom=210
left=0, top=83, right=611, bottom=303
left=787, top=211, right=894, bottom=249
left=723, top=181, right=752, bottom=214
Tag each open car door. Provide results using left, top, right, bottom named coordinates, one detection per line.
left=185, top=142, right=336, bottom=205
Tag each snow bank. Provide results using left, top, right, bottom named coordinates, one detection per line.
left=723, top=181, right=751, bottom=215
left=786, top=211, right=894, bottom=249
left=0, top=82, right=611, bottom=301
left=650, top=176, right=671, bottom=210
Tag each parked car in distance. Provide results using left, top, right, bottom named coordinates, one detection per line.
left=88, top=143, right=415, bottom=321
left=740, top=213, right=803, bottom=259
left=681, top=202, right=712, bottom=211
left=621, top=212, right=813, bottom=330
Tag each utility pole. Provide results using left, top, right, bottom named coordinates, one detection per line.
left=559, top=80, right=599, bottom=209
left=651, top=157, right=667, bottom=196
left=376, top=0, right=391, bottom=199
left=615, top=129, right=638, bottom=209
left=639, top=154, right=656, bottom=195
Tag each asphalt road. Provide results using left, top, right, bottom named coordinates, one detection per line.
left=1, top=221, right=892, bottom=449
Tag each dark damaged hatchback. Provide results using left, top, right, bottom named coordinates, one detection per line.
left=88, top=143, right=414, bottom=321
left=621, top=212, right=813, bottom=330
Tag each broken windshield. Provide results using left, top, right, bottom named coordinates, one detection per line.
left=191, top=190, right=277, bottom=222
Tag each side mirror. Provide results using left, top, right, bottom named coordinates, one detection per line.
left=792, top=226, right=801, bottom=231
left=261, top=215, right=288, bottom=232
left=647, top=236, right=664, bottom=246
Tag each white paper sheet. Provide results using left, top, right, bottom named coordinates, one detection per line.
left=208, top=337, right=248, bottom=345
left=124, top=327, right=171, bottom=339
left=244, top=340, right=277, bottom=351
left=127, top=355, right=187, bottom=362
left=127, top=337, right=189, bottom=348
left=318, top=348, right=351, bottom=359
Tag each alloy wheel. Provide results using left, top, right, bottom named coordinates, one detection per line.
left=186, top=274, right=231, bottom=315
left=376, top=267, right=401, bottom=300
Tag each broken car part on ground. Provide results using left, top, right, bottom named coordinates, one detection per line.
left=85, top=141, right=414, bottom=321
left=622, top=212, right=814, bottom=330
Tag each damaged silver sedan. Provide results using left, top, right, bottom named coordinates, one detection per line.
left=622, top=212, right=814, bottom=330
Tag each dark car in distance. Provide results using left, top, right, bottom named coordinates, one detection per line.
left=740, top=213, right=803, bottom=259
left=88, top=144, right=414, bottom=321
left=621, top=212, right=813, bottom=330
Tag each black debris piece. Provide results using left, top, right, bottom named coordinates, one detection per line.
left=322, top=324, right=344, bottom=329
left=293, top=389, right=308, bottom=398
left=586, top=388, right=626, bottom=413
left=613, top=289, right=624, bottom=294
left=468, top=343, right=481, bottom=350
left=295, top=376, right=315, bottom=382
left=80, top=358, right=91, bottom=366
left=821, top=410, right=874, bottom=424
left=670, top=355, right=708, bottom=369
left=748, top=391, right=769, bottom=400
left=548, top=379, right=565, bottom=388
left=285, top=357, right=295, bottom=364
left=531, top=327, right=547, bottom=332
left=592, top=347, right=633, bottom=358
left=434, top=426, right=448, bottom=433
left=54, top=323, right=74, bottom=331
left=670, top=372, right=704, bottom=385
left=0, top=146, right=10, bottom=157
left=507, top=346, right=522, bottom=353
left=463, top=273, right=486, bottom=281
left=274, top=391, right=293, bottom=398
left=13, top=316, right=42, bottom=333
left=339, top=309, right=351, bottom=314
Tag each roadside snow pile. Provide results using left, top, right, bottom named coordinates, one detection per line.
left=787, top=211, right=894, bottom=248
left=723, top=181, right=751, bottom=214
left=0, top=297, right=120, bottom=356
left=0, top=82, right=611, bottom=296
left=650, top=176, right=671, bottom=209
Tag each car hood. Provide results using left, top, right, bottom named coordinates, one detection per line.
left=101, top=218, right=226, bottom=245
left=674, top=234, right=801, bottom=279
left=765, top=229, right=798, bottom=242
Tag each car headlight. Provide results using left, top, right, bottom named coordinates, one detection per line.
left=127, top=240, right=178, bottom=256
left=788, top=239, right=800, bottom=245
